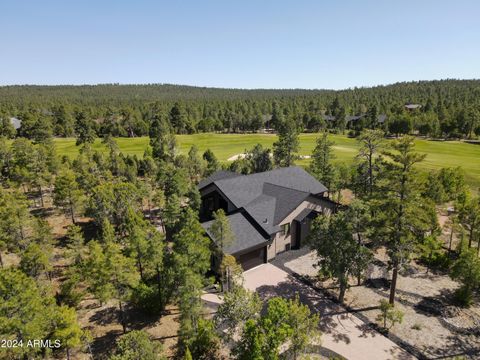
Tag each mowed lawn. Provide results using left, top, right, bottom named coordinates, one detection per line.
left=53, top=134, right=480, bottom=191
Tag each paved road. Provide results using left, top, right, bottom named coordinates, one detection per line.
left=243, top=263, right=415, bottom=360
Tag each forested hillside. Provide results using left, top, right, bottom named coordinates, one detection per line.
left=1, top=79, right=479, bottom=140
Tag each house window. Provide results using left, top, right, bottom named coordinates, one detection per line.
left=280, top=223, right=290, bottom=236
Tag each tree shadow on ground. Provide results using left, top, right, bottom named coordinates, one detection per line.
left=125, top=305, right=162, bottom=331
left=30, top=206, right=55, bottom=218
left=427, top=333, right=480, bottom=359
left=77, top=219, right=99, bottom=243
left=90, top=329, right=122, bottom=358
left=386, top=345, right=421, bottom=360
left=258, top=272, right=432, bottom=359
left=289, top=344, right=347, bottom=359
left=413, top=297, right=443, bottom=317
left=255, top=277, right=345, bottom=342
left=89, top=305, right=119, bottom=326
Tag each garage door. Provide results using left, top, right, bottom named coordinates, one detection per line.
left=238, top=247, right=266, bottom=271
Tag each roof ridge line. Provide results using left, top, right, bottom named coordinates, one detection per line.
left=262, top=181, right=312, bottom=195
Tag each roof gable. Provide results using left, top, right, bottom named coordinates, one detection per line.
left=200, top=166, right=327, bottom=235
left=202, top=211, right=269, bottom=255
left=198, top=170, right=242, bottom=189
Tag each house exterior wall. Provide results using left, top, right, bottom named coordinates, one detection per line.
left=267, top=195, right=334, bottom=261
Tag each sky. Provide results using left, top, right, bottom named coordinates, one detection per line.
left=1, top=0, right=479, bottom=89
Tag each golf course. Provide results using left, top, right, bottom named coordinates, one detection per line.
left=53, top=133, right=480, bottom=191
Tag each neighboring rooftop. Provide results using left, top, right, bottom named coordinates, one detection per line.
left=345, top=115, right=365, bottom=122
left=322, top=113, right=387, bottom=123
left=405, top=104, right=422, bottom=109
left=10, top=117, right=21, bottom=129
left=377, top=114, right=387, bottom=123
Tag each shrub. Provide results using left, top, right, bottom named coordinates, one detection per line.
left=110, top=330, right=165, bottom=360
left=411, top=323, right=422, bottom=330
left=58, top=275, right=85, bottom=307
left=450, top=246, right=480, bottom=307
left=131, top=283, right=162, bottom=315
left=453, top=286, right=474, bottom=307
left=376, top=299, right=404, bottom=330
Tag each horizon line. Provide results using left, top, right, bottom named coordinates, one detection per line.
left=0, top=78, right=478, bottom=92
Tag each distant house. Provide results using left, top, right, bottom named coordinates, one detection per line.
left=320, top=114, right=387, bottom=128
left=345, top=115, right=364, bottom=123
left=199, top=167, right=334, bottom=270
left=345, top=114, right=365, bottom=127
left=377, top=114, right=387, bottom=124
left=322, top=114, right=336, bottom=122
left=405, top=104, right=422, bottom=110
left=10, top=117, right=21, bottom=130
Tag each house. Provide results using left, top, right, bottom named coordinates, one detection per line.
left=10, top=117, right=21, bottom=130
left=405, top=104, right=422, bottom=110
left=345, top=114, right=364, bottom=123
left=377, top=114, right=387, bottom=124
left=199, top=167, right=335, bottom=270
left=322, top=114, right=336, bottom=122
left=345, top=114, right=365, bottom=128
left=321, top=113, right=387, bottom=128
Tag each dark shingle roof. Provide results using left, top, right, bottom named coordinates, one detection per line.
left=202, top=212, right=269, bottom=254
left=212, top=167, right=326, bottom=205
left=294, top=208, right=319, bottom=222
left=198, top=170, right=242, bottom=189
left=263, top=183, right=311, bottom=224
left=200, top=167, right=327, bottom=236
left=345, top=115, right=365, bottom=122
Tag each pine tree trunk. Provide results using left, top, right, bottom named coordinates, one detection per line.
left=368, top=153, right=373, bottom=197
left=338, top=278, right=347, bottom=303
left=138, top=256, right=144, bottom=281
left=38, top=185, right=44, bottom=208
left=0, top=251, right=3, bottom=268
left=159, top=214, right=166, bottom=234
left=69, top=198, right=76, bottom=224
left=389, top=263, right=399, bottom=305
left=156, top=266, right=164, bottom=311
left=426, top=252, right=432, bottom=274
left=357, top=233, right=362, bottom=286
left=449, top=220, right=454, bottom=253
left=66, top=347, right=70, bottom=360
left=119, top=300, right=126, bottom=333
left=19, top=219, right=25, bottom=242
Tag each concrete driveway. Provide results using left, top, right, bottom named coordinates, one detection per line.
left=243, top=263, right=415, bottom=360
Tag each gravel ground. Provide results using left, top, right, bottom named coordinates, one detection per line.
left=276, top=248, right=480, bottom=359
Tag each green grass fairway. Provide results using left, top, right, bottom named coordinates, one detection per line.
left=53, top=134, right=480, bottom=191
